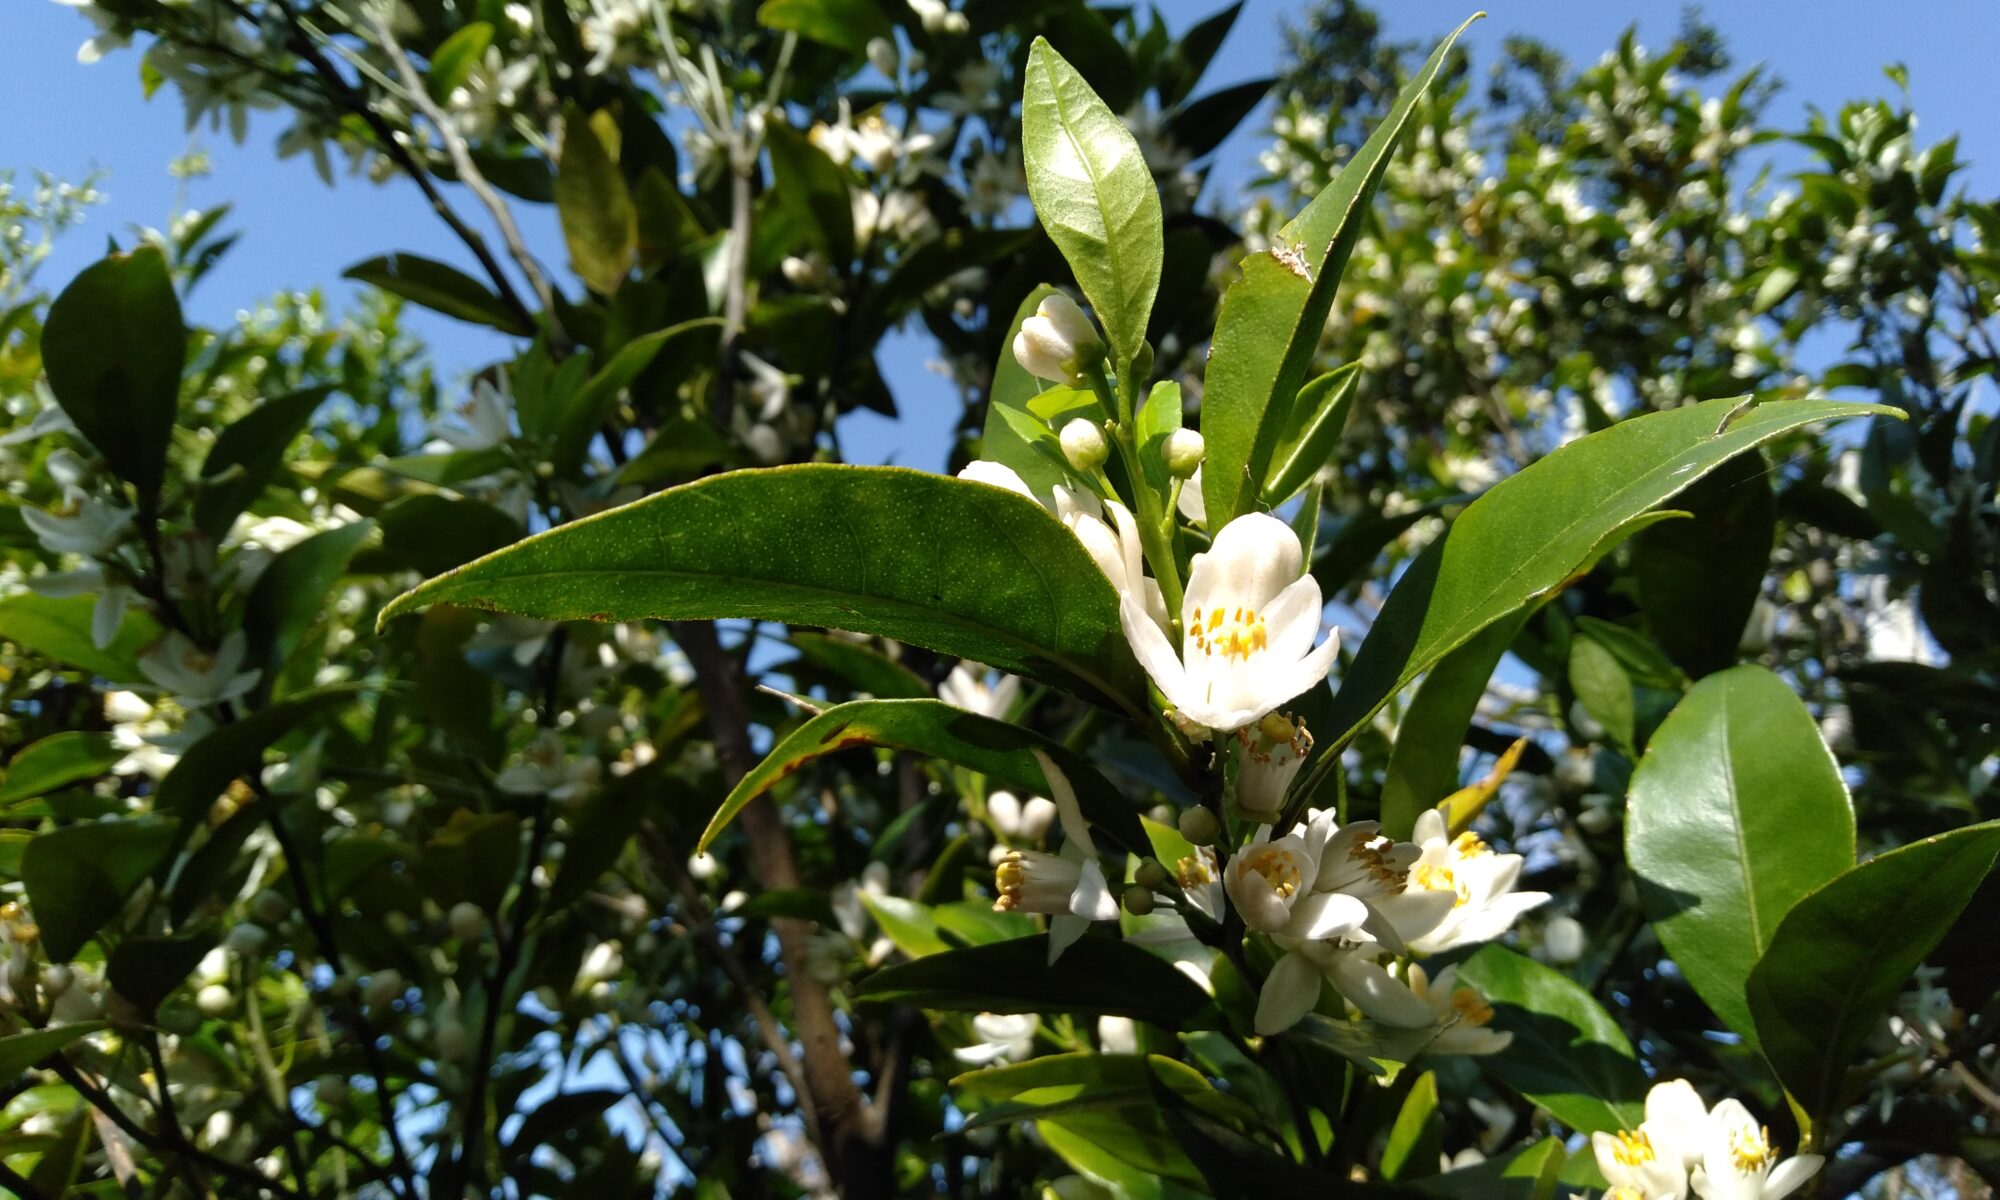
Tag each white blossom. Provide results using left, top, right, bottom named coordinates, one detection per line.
left=1404, top=808, right=1549, bottom=955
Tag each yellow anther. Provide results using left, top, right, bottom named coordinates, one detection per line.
left=1412, top=861, right=1469, bottom=907
left=992, top=854, right=1026, bottom=912
left=1449, top=988, right=1495, bottom=1026
left=1175, top=854, right=1215, bottom=889
left=1610, top=1129, right=1656, bottom=1168
left=1241, top=846, right=1302, bottom=899
left=1729, top=1124, right=1777, bottom=1173
left=1452, top=831, right=1490, bottom=857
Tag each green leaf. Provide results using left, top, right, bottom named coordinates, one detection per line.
left=1455, top=945, right=1648, bottom=1134
left=1136, top=380, right=1185, bottom=498
left=980, top=285, right=1074, bottom=499
left=1747, top=820, right=2000, bottom=1125
left=0, top=592, right=160, bottom=683
left=154, top=687, right=361, bottom=828
left=860, top=892, right=949, bottom=958
left=557, top=107, right=637, bottom=295
left=1378, top=614, right=1525, bottom=840
left=343, top=253, right=530, bottom=335
left=1321, top=398, right=1896, bottom=754
left=0, top=733, right=122, bottom=810
left=550, top=319, right=721, bottom=474
left=1382, top=1071, right=1442, bottom=1181
left=755, top=0, right=891, bottom=55
left=1567, top=633, right=1635, bottom=754
left=1260, top=364, right=1359, bottom=508
left=42, top=246, right=185, bottom=501
left=425, top=21, right=493, bottom=100
left=784, top=631, right=930, bottom=699
left=764, top=121, right=856, bottom=267
left=854, top=934, right=1218, bottom=1029
left=374, top=494, right=523, bottom=577
left=108, top=932, right=216, bottom=1013
left=23, top=818, right=179, bottom=961
left=1633, top=451, right=1774, bottom=677
left=423, top=809, right=522, bottom=911
left=700, top=698, right=1145, bottom=854
left=1627, top=666, right=1853, bottom=1045
left=0, top=1023, right=106, bottom=1080
left=1416, top=1138, right=1567, bottom=1200
left=954, top=1051, right=1150, bottom=1100
left=1200, top=19, right=1475, bottom=528
left=378, top=465, right=1145, bottom=712
left=244, top=520, right=376, bottom=676
left=192, top=388, right=332, bottom=540
left=1022, top=38, right=1164, bottom=370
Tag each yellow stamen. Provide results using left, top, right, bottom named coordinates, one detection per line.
left=992, top=853, right=1026, bottom=912
left=1188, top=605, right=1267, bottom=661
left=1452, top=831, right=1490, bottom=857
left=1240, top=845, right=1302, bottom=899
left=1412, top=861, right=1470, bottom=907
left=1175, top=854, right=1215, bottom=889
left=1610, top=1129, right=1656, bottom=1168
left=1448, top=987, right=1494, bottom=1026
left=1347, top=839, right=1407, bottom=892
left=1729, top=1123, right=1777, bottom=1173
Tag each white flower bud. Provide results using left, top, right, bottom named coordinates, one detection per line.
left=1542, top=915, right=1586, bottom=965
left=39, top=964, right=74, bottom=999
left=448, top=902, right=487, bottom=942
left=1011, top=294, right=1102, bottom=386
left=1164, top=428, right=1205, bottom=479
left=1059, top=418, right=1108, bottom=472
left=223, top=923, right=268, bottom=957
left=687, top=851, right=720, bottom=881
left=195, top=983, right=234, bottom=1017
left=865, top=36, right=898, bottom=77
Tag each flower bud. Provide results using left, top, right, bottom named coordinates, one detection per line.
left=195, top=983, right=234, bottom=1017
left=1541, top=914, right=1585, bottom=965
left=39, top=964, right=73, bottom=999
left=1164, top=429, right=1205, bottom=479
left=1133, top=858, right=1169, bottom=890
left=362, top=969, right=404, bottom=1010
left=1059, top=418, right=1108, bottom=472
left=1177, top=806, right=1220, bottom=847
left=448, top=901, right=487, bottom=942
left=224, top=922, right=268, bottom=957
left=865, top=36, right=898, bottom=77
left=1011, top=294, right=1102, bottom=386
left=1121, top=885, right=1155, bottom=916
left=251, top=889, right=291, bottom=925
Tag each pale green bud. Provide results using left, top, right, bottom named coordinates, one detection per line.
left=1164, top=428, right=1205, bottom=479
left=1177, top=806, right=1221, bottom=847
left=1059, top=418, right=1109, bottom=472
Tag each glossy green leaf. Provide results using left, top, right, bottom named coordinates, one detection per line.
left=1627, top=666, right=1854, bottom=1045
left=0, top=592, right=161, bottom=682
left=373, top=494, right=523, bottom=577
left=1022, top=38, right=1163, bottom=370
left=783, top=631, right=930, bottom=700
left=557, top=107, right=637, bottom=295
left=378, top=465, right=1145, bottom=712
left=1382, top=1072, right=1442, bottom=1181
left=1568, top=633, right=1635, bottom=754
left=108, top=932, right=216, bottom=1013
left=23, top=818, right=179, bottom=961
left=425, top=21, right=493, bottom=100
left=860, top=892, right=950, bottom=958
left=1747, top=820, right=2000, bottom=1125
left=0, top=1023, right=106, bottom=1080
left=343, top=253, right=530, bottom=335
left=954, top=1052, right=1150, bottom=1100
left=0, top=733, right=122, bottom=809
left=191, top=388, right=331, bottom=540
left=1379, top=614, right=1525, bottom=839
left=550, top=319, right=721, bottom=473
left=754, top=0, right=891, bottom=55
left=1321, top=398, right=1896, bottom=754
left=1456, top=945, right=1648, bottom=1134
left=1200, top=19, right=1474, bottom=528
left=244, top=520, right=375, bottom=676
left=853, top=935, right=1218, bottom=1029
left=1634, top=451, right=1774, bottom=677
left=1260, top=363, right=1359, bottom=507
left=1416, top=1138, right=1566, bottom=1200
left=980, top=285, right=1075, bottom=499
left=700, top=698, right=1145, bottom=854
left=42, top=246, right=185, bottom=500
left=764, top=123, right=855, bottom=266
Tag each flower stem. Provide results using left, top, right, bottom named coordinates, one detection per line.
left=1084, top=361, right=1185, bottom=627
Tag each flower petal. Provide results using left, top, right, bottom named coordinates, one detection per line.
left=1327, top=953, right=1434, bottom=1028
left=1069, top=857, right=1118, bottom=921
left=1120, top=593, right=1190, bottom=705
left=1764, top=1155, right=1824, bottom=1200
left=1254, top=951, right=1324, bottom=1036
left=1047, top=913, right=1088, bottom=965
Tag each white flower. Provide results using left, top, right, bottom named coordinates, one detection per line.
left=138, top=631, right=260, bottom=709
left=1096, top=1015, right=1138, bottom=1054
left=1120, top=512, right=1339, bottom=734
left=991, top=751, right=1118, bottom=964
left=496, top=729, right=602, bottom=804
left=740, top=352, right=790, bottom=422
left=432, top=377, right=512, bottom=451
left=1177, top=465, right=1208, bottom=525
left=1011, top=294, right=1102, bottom=386
left=985, top=790, right=1056, bottom=844
left=1401, top=963, right=1511, bottom=1057
left=1540, top=914, right=1586, bottom=965
left=1225, top=823, right=1331, bottom=933
left=50, top=0, right=131, bottom=63
left=578, top=0, right=646, bottom=74
left=964, top=151, right=1024, bottom=218
left=1233, top=712, right=1311, bottom=822
left=1404, top=809, right=1549, bottom=955
left=23, top=490, right=131, bottom=557
left=27, top=565, right=135, bottom=649
left=939, top=660, right=1020, bottom=720
left=934, top=59, right=1003, bottom=117
left=954, top=1012, right=1036, bottom=1065
left=1691, top=1099, right=1822, bottom=1200
left=907, top=0, right=968, bottom=37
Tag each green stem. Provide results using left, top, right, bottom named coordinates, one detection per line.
left=1083, top=361, right=1185, bottom=627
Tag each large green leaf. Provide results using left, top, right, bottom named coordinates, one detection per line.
left=1416, top=1138, right=1567, bottom=1200
left=378, top=465, right=1145, bottom=711
left=1455, top=945, right=1648, bottom=1134
left=0, top=733, right=122, bottom=810
left=755, top=0, right=892, bottom=54
left=1321, top=399, right=1895, bottom=754
left=41, top=246, right=185, bottom=501
left=701, top=698, right=1146, bottom=853
left=1260, top=364, right=1360, bottom=508
left=1199, top=19, right=1475, bottom=528
left=1567, top=632, right=1635, bottom=755
left=764, top=123, right=855, bottom=267
left=0, top=1023, right=106, bottom=1080
left=343, top=253, right=530, bottom=335
left=557, top=107, right=637, bottom=295
left=1627, top=666, right=1853, bottom=1046
left=1747, top=821, right=2000, bottom=1126
left=1378, top=614, right=1525, bottom=840
left=1633, top=451, right=1774, bottom=677
left=191, top=388, right=332, bottom=540
left=244, top=520, right=376, bottom=677
left=853, top=934, right=1218, bottom=1029
left=23, top=818, right=179, bottom=961
left=0, top=592, right=161, bottom=682
left=1022, top=38, right=1163, bottom=370
left=108, top=932, right=216, bottom=1013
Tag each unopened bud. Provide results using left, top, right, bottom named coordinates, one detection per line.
left=1011, top=294, right=1102, bottom=386
left=362, top=969, right=404, bottom=1010
left=1164, top=429, right=1205, bottom=479
left=1121, top=885, right=1155, bottom=916
left=1133, top=858, right=1169, bottom=890
left=38, top=964, right=73, bottom=999
left=224, top=923, right=268, bottom=957
left=1059, top=418, right=1108, bottom=472
left=865, top=36, right=898, bottom=77
left=1177, top=806, right=1220, bottom=847
left=195, top=983, right=234, bottom=1017
left=448, top=901, right=487, bottom=942
left=251, top=889, right=291, bottom=925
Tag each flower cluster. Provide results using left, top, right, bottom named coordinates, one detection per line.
left=1582, top=1079, right=1822, bottom=1200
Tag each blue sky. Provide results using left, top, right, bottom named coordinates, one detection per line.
left=6, top=0, right=1997, bottom=470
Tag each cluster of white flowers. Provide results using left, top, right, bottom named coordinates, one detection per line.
left=1582, top=1079, right=1822, bottom=1200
